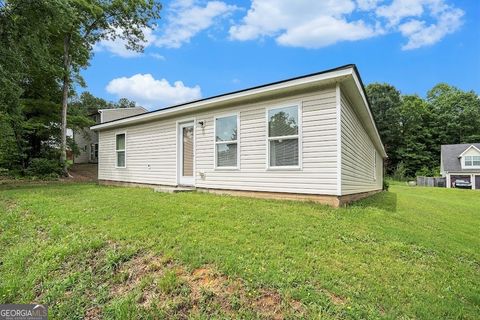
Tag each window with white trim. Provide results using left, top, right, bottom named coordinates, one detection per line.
left=116, top=133, right=126, bottom=168
left=267, top=105, right=299, bottom=167
left=215, top=115, right=238, bottom=168
left=465, top=155, right=480, bottom=167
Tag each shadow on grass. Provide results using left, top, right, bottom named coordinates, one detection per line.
left=350, top=191, right=398, bottom=212
left=0, top=180, right=95, bottom=192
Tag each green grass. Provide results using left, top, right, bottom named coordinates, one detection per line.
left=0, top=182, right=479, bottom=319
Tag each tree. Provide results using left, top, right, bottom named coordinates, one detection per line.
left=56, top=0, right=161, bottom=175
left=0, top=0, right=64, bottom=170
left=366, top=83, right=402, bottom=174
left=427, top=84, right=480, bottom=149
left=397, top=95, right=435, bottom=177
left=117, top=98, right=137, bottom=109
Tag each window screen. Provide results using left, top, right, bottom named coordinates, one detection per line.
left=268, top=106, right=299, bottom=167
left=215, top=115, right=238, bottom=167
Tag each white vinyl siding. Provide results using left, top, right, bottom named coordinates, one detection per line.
left=341, top=89, right=383, bottom=195
left=101, top=108, right=146, bottom=123
left=98, top=87, right=339, bottom=195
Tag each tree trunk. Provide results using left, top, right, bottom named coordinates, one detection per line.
left=60, top=34, right=71, bottom=176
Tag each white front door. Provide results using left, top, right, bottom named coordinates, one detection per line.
left=178, top=122, right=195, bottom=186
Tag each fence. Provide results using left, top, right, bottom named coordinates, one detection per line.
left=416, top=176, right=446, bottom=188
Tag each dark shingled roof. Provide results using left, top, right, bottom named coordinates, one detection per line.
left=441, top=143, right=480, bottom=173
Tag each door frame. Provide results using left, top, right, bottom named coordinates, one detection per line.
left=177, top=119, right=196, bottom=186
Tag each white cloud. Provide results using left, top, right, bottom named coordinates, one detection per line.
left=150, top=53, right=166, bottom=60
left=106, top=74, right=202, bottom=110
left=229, top=0, right=360, bottom=41
left=276, top=16, right=379, bottom=48
left=399, top=7, right=463, bottom=50
left=356, top=0, right=383, bottom=11
left=230, top=0, right=464, bottom=50
left=386, top=0, right=464, bottom=50
left=95, top=27, right=156, bottom=58
left=156, top=0, right=237, bottom=48
left=376, top=0, right=425, bottom=25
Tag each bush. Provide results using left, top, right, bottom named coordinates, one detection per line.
left=383, top=180, right=390, bottom=191
left=392, top=162, right=409, bottom=181
left=24, top=158, right=63, bottom=178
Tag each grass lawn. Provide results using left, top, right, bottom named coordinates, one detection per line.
left=0, top=182, right=479, bottom=319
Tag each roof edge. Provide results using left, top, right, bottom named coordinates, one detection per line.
left=92, top=64, right=355, bottom=130
left=458, top=145, right=480, bottom=158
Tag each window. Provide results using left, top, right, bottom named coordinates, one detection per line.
left=90, top=143, right=98, bottom=161
left=465, top=155, right=480, bottom=167
left=215, top=115, right=238, bottom=168
left=267, top=105, right=300, bottom=167
left=116, top=133, right=126, bottom=168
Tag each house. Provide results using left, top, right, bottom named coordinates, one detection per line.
left=73, top=107, right=147, bottom=164
left=91, top=64, right=387, bottom=207
left=441, top=143, right=480, bottom=190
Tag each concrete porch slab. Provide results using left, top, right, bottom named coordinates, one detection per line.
left=154, top=186, right=196, bottom=193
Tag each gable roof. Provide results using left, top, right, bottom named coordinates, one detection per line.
left=458, top=144, right=480, bottom=158
left=91, top=64, right=387, bottom=158
left=441, top=143, right=480, bottom=172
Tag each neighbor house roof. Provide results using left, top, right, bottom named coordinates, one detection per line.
left=441, top=143, right=480, bottom=173
left=91, top=64, right=387, bottom=157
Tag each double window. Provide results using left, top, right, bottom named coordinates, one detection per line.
left=267, top=105, right=300, bottom=168
left=215, top=114, right=238, bottom=168
left=116, top=133, right=126, bottom=168
left=465, top=155, right=480, bottom=167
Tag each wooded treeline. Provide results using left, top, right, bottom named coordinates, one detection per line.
left=0, top=0, right=160, bottom=177
left=367, top=83, right=480, bottom=178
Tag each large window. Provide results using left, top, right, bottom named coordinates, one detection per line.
left=90, top=143, right=98, bottom=161
left=267, top=105, right=300, bottom=168
left=116, top=133, right=126, bottom=168
left=465, top=155, right=480, bottom=167
left=215, top=114, right=238, bottom=168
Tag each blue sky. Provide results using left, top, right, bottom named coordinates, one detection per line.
left=82, top=0, right=480, bottom=111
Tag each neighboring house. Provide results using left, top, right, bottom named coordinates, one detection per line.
left=74, top=107, right=147, bottom=164
left=441, top=143, right=480, bottom=190
left=91, top=64, right=387, bottom=207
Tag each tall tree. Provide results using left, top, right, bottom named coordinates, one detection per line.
left=397, top=95, right=435, bottom=177
left=0, top=0, right=64, bottom=170
left=57, top=0, right=161, bottom=175
left=427, top=84, right=480, bottom=149
left=366, top=83, right=402, bottom=174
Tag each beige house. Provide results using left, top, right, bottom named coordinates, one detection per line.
left=91, top=65, right=386, bottom=207
left=74, top=107, right=147, bottom=164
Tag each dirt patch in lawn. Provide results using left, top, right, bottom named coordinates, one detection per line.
left=106, top=252, right=306, bottom=319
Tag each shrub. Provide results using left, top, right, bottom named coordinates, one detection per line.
left=383, top=180, right=390, bottom=191
left=24, top=158, right=63, bottom=178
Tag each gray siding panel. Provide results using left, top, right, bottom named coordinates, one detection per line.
left=341, top=90, right=383, bottom=195
left=101, top=108, right=146, bottom=123
left=98, top=87, right=339, bottom=195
